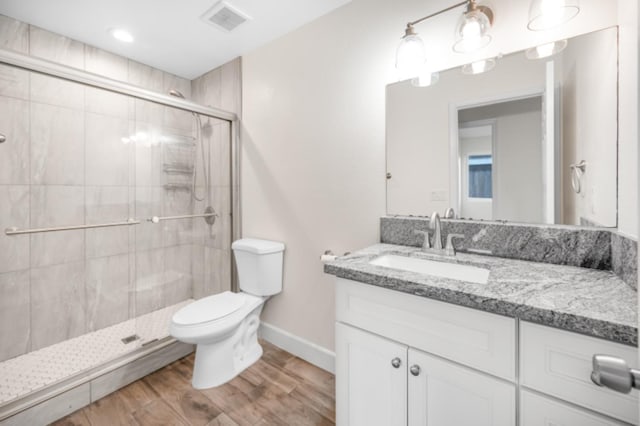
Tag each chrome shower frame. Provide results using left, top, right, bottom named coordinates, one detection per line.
left=0, top=47, right=243, bottom=420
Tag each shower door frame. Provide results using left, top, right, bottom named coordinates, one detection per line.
left=0, top=47, right=242, bottom=293
left=0, top=47, right=242, bottom=420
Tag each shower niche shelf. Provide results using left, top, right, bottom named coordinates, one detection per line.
left=163, top=183, right=192, bottom=191
left=163, top=163, right=194, bottom=174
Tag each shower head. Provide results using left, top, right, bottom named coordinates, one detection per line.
left=168, top=89, right=185, bottom=99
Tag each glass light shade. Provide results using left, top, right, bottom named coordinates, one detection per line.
left=396, top=32, right=427, bottom=81
left=461, top=58, right=496, bottom=75
left=525, top=39, right=568, bottom=59
left=453, top=8, right=492, bottom=53
left=528, top=0, right=580, bottom=31
left=411, top=71, right=440, bottom=87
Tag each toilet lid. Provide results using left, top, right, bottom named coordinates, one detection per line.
left=172, top=291, right=245, bottom=326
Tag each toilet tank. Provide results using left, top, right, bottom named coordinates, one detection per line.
left=231, top=238, right=285, bottom=296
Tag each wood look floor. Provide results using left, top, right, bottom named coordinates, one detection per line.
left=52, top=340, right=335, bottom=426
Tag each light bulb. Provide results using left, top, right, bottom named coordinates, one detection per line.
left=462, top=19, right=482, bottom=39
left=453, top=6, right=493, bottom=53
left=540, top=0, right=566, bottom=27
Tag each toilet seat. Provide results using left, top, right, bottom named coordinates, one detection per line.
left=170, top=291, right=264, bottom=345
left=173, top=291, right=245, bottom=326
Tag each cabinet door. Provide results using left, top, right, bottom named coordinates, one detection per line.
left=520, top=390, right=627, bottom=426
left=336, top=323, right=407, bottom=426
left=407, top=348, right=515, bottom=426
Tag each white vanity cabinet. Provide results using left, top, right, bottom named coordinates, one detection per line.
left=335, top=278, right=639, bottom=426
left=336, top=278, right=516, bottom=426
left=336, top=323, right=515, bottom=426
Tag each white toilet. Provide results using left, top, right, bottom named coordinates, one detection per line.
left=170, top=238, right=285, bottom=389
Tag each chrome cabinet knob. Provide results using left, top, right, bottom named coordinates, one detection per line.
left=410, top=365, right=421, bottom=376
left=391, top=357, right=402, bottom=369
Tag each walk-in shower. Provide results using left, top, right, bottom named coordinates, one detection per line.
left=0, top=46, right=237, bottom=422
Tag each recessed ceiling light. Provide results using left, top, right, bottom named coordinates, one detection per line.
left=110, top=28, right=134, bottom=43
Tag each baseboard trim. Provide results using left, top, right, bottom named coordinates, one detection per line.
left=259, top=322, right=335, bottom=374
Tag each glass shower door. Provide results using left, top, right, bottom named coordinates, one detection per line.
left=132, top=97, right=233, bottom=346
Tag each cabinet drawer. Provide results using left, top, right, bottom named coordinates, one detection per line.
left=520, top=322, right=638, bottom=425
left=336, top=278, right=516, bottom=381
left=520, top=390, right=627, bottom=426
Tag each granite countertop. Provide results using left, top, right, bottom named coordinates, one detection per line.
left=324, top=244, right=638, bottom=346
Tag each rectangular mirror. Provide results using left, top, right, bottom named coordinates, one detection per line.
left=386, top=26, right=618, bottom=227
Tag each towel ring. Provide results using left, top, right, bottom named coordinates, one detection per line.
left=570, top=160, right=587, bottom=194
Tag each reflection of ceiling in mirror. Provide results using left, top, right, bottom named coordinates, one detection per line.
left=386, top=26, right=618, bottom=229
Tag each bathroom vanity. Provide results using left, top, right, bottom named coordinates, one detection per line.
left=325, top=241, right=638, bottom=426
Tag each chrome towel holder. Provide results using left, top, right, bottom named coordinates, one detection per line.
left=570, top=160, right=587, bottom=194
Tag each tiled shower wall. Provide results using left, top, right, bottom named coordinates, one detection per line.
left=0, top=15, right=240, bottom=363
left=190, top=58, right=241, bottom=299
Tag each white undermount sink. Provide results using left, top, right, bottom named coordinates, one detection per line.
left=369, top=254, right=490, bottom=285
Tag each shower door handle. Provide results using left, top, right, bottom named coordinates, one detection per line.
left=0, top=133, right=5, bottom=143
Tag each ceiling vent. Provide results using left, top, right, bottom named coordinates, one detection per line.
left=201, top=1, right=251, bottom=32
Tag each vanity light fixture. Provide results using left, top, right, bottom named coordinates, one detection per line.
left=396, top=25, right=428, bottom=81
left=527, top=0, right=580, bottom=31
left=452, top=0, right=494, bottom=53
left=461, top=58, right=496, bottom=75
left=396, top=0, right=494, bottom=81
left=525, top=39, right=568, bottom=59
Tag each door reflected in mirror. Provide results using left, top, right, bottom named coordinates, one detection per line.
left=386, top=26, right=618, bottom=227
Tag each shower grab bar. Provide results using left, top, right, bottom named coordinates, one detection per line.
left=148, top=212, right=218, bottom=223
left=5, top=218, right=140, bottom=236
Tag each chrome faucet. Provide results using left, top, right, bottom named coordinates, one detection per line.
left=430, top=212, right=443, bottom=250
left=413, top=212, right=465, bottom=256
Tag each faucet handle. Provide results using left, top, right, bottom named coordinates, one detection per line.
left=413, top=229, right=432, bottom=249
left=445, top=233, right=465, bottom=256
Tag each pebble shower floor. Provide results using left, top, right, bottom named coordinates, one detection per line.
left=0, top=300, right=192, bottom=405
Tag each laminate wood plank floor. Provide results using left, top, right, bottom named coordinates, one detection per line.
left=52, top=340, right=335, bottom=426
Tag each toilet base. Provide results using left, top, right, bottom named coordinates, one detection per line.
left=190, top=306, right=263, bottom=389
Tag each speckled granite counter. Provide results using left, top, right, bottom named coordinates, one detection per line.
left=324, top=244, right=638, bottom=346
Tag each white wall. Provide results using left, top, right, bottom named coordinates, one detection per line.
left=241, top=0, right=632, bottom=353
left=618, top=0, right=639, bottom=238
left=560, top=28, right=618, bottom=227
